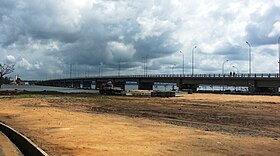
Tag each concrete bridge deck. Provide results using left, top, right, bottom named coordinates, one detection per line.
left=38, top=73, right=280, bottom=93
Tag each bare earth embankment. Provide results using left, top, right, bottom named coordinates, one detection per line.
left=0, top=93, right=279, bottom=155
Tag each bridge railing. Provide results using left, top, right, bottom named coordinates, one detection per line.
left=44, top=73, right=280, bottom=81
left=122, top=73, right=279, bottom=78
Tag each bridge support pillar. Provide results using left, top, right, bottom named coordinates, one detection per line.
left=65, top=81, right=73, bottom=88
left=73, top=81, right=81, bottom=89
left=114, top=81, right=126, bottom=90
left=95, top=81, right=105, bottom=89
left=250, top=87, right=278, bottom=93
left=178, top=84, right=198, bottom=92
left=82, top=81, right=92, bottom=89
left=138, top=82, right=154, bottom=90
left=61, top=81, right=67, bottom=87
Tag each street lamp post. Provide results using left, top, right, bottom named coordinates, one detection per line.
left=278, top=36, right=280, bottom=76
left=99, top=64, right=101, bottom=78
left=171, top=64, right=176, bottom=75
left=180, top=51, right=184, bottom=75
left=171, top=64, right=176, bottom=91
left=142, top=55, right=148, bottom=76
left=118, top=60, right=121, bottom=77
left=232, top=65, right=239, bottom=75
left=246, top=41, right=252, bottom=75
left=99, top=63, right=103, bottom=77
left=192, top=46, right=197, bottom=76
left=142, top=57, right=146, bottom=76
left=146, top=55, right=148, bottom=75
left=222, top=60, right=229, bottom=93
left=222, top=60, right=229, bottom=75
left=69, top=64, right=72, bottom=78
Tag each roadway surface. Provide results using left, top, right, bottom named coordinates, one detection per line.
left=0, top=132, right=22, bottom=156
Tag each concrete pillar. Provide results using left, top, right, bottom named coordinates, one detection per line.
left=254, top=87, right=278, bottom=93
left=95, top=81, right=104, bottom=89
left=61, top=81, right=66, bottom=87
left=65, top=81, right=73, bottom=88
left=114, top=81, right=126, bottom=90
left=248, top=80, right=256, bottom=93
left=138, top=82, right=154, bottom=90
left=83, top=81, right=92, bottom=89
left=73, top=81, right=81, bottom=88
left=178, top=84, right=198, bottom=92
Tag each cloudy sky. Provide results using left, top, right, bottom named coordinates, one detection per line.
left=0, top=0, right=280, bottom=80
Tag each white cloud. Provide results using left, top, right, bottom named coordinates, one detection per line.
left=17, top=58, right=33, bottom=70
left=268, top=21, right=280, bottom=37
left=136, top=17, right=176, bottom=40
left=6, top=55, right=16, bottom=63
left=0, top=0, right=279, bottom=79
left=106, top=41, right=136, bottom=61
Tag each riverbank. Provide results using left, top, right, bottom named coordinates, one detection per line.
left=0, top=93, right=279, bottom=155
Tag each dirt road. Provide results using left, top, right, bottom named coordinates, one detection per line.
left=0, top=93, right=279, bottom=155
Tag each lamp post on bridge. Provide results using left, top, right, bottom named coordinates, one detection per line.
left=99, top=62, right=103, bottom=78
left=118, top=60, right=121, bottom=77
left=278, top=36, right=280, bottom=77
left=171, top=64, right=176, bottom=75
left=69, top=64, right=72, bottom=78
left=142, top=57, right=145, bottom=76
left=232, top=66, right=239, bottom=75
left=222, top=59, right=229, bottom=93
left=179, top=51, right=184, bottom=75
left=146, top=55, right=148, bottom=76
left=142, top=55, right=148, bottom=76
left=171, top=64, right=176, bottom=91
left=192, top=46, right=197, bottom=76
left=246, top=41, right=252, bottom=75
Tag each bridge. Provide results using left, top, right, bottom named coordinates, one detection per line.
left=38, top=73, right=280, bottom=93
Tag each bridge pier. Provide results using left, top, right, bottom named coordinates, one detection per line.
left=248, top=80, right=278, bottom=93
left=65, top=80, right=73, bottom=88
left=178, top=84, right=198, bottom=92
left=250, top=87, right=278, bottom=93
left=138, top=82, right=154, bottom=90
left=82, top=80, right=92, bottom=89
left=114, top=81, right=126, bottom=90
left=95, top=80, right=105, bottom=89
left=73, top=80, right=82, bottom=89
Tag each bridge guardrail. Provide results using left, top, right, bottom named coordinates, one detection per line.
left=43, top=73, right=280, bottom=81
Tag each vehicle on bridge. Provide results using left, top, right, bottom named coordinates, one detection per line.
left=99, top=80, right=123, bottom=95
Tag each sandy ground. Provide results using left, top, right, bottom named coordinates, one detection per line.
left=0, top=93, right=279, bottom=155
left=0, top=132, right=22, bottom=156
